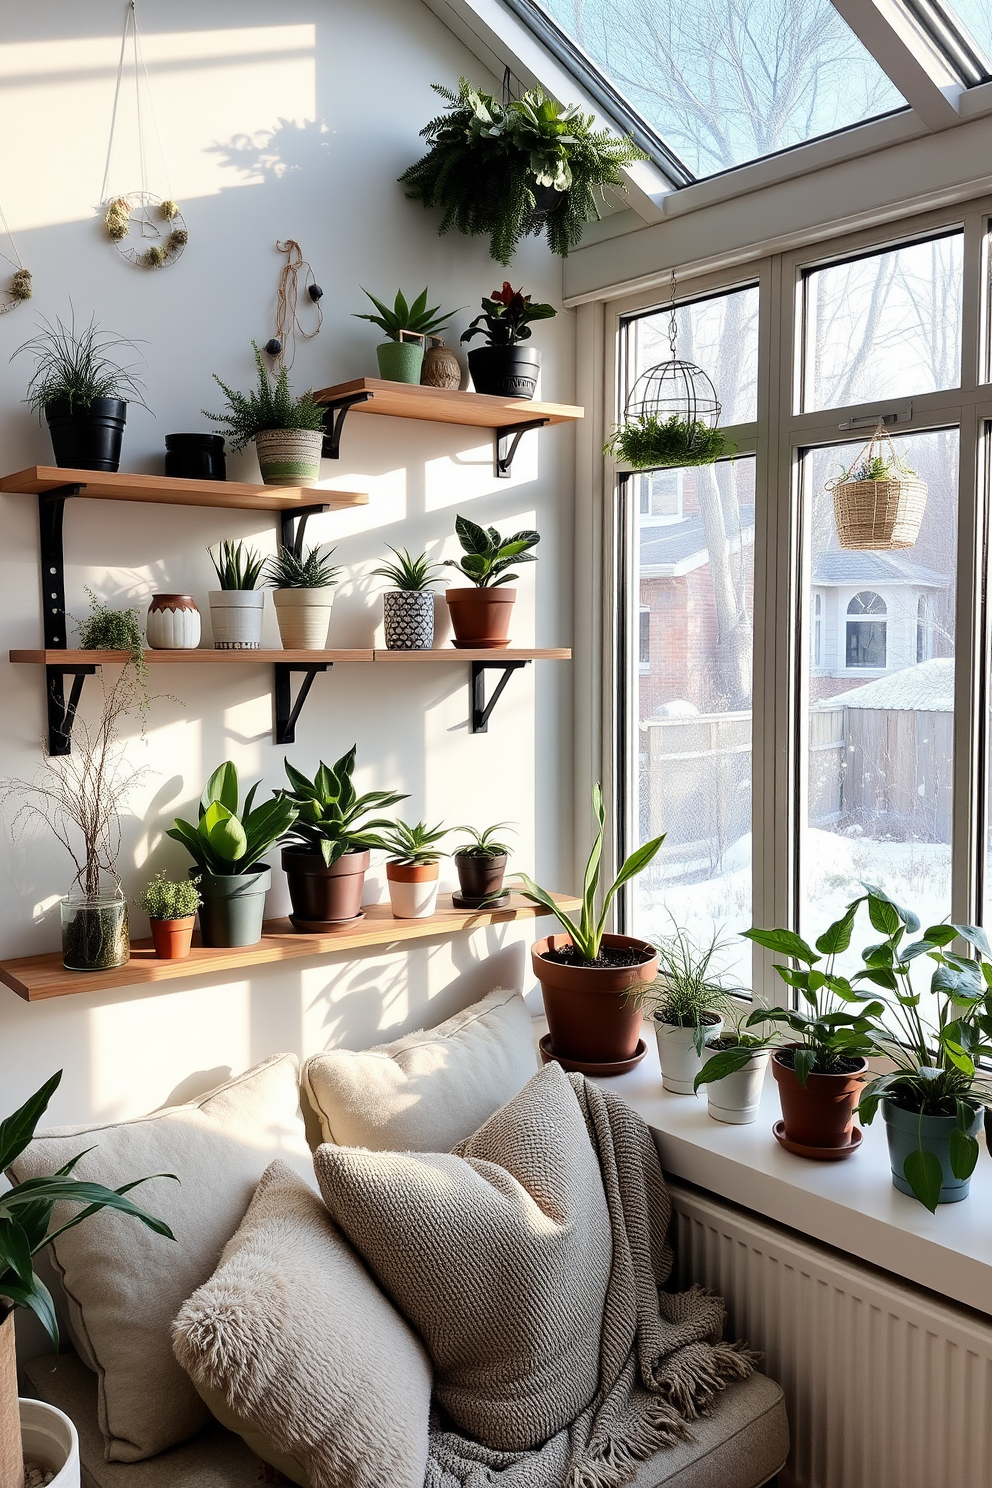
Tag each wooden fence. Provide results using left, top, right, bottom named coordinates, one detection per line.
left=809, top=705, right=953, bottom=844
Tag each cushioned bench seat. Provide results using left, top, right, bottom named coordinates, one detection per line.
left=23, top=1353, right=788, bottom=1488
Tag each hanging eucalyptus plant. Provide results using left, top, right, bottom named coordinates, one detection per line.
left=399, top=79, right=646, bottom=265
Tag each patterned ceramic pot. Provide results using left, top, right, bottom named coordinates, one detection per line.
left=272, top=588, right=333, bottom=649
left=383, top=590, right=434, bottom=650
left=146, top=594, right=201, bottom=649
left=209, top=590, right=264, bottom=650
left=254, top=428, right=323, bottom=487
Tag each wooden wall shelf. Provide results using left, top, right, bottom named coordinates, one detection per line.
left=371, top=648, right=571, bottom=662
left=0, top=894, right=581, bottom=1002
left=10, top=649, right=375, bottom=666
left=0, top=466, right=367, bottom=512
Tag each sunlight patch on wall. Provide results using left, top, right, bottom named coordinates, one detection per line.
left=424, top=443, right=539, bottom=511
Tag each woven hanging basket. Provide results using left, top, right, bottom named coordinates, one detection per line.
left=827, top=425, right=928, bottom=551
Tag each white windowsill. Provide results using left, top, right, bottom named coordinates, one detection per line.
left=572, top=1022, right=992, bottom=1314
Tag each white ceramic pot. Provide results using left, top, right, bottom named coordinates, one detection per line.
left=20, top=1398, right=80, bottom=1487
left=254, top=428, right=324, bottom=487
left=145, top=594, right=201, bottom=649
left=654, top=1017, right=724, bottom=1094
left=272, top=588, right=333, bottom=649
left=386, top=862, right=439, bottom=919
left=700, top=1047, right=770, bottom=1124
left=209, top=590, right=264, bottom=650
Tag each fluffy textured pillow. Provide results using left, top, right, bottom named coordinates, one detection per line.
left=314, top=1061, right=613, bottom=1451
left=173, top=1160, right=432, bottom=1488
left=8, top=1053, right=311, bottom=1463
left=302, top=986, right=538, bottom=1152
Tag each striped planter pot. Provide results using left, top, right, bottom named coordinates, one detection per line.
left=254, top=428, right=324, bottom=487
left=383, top=590, right=434, bottom=649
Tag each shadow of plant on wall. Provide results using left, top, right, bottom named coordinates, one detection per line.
left=209, top=118, right=334, bottom=182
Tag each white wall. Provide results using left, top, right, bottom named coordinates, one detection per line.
left=0, top=0, right=575, bottom=1126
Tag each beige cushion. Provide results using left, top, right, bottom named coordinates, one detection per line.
left=173, top=1161, right=432, bottom=1488
left=314, top=1062, right=613, bottom=1452
left=301, top=986, right=538, bottom=1152
left=9, top=1054, right=311, bottom=1463
left=630, top=1373, right=789, bottom=1488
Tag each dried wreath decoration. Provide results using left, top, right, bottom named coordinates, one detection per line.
left=0, top=198, right=31, bottom=314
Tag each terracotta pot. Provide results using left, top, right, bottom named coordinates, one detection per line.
left=149, top=915, right=195, bottom=960
left=445, top=587, right=515, bottom=649
left=386, top=861, right=440, bottom=919
left=532, top=932, right=658, bottom=1064
left=282, top=847, right=369, bottom=926
left=771, top=1047, right=867, bottom=1149
left=455, top=851, right=507, bottom=903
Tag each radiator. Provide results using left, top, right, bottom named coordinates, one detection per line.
left=667, top=1180, right=992, bottom=1488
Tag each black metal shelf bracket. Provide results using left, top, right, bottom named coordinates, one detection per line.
left=321, top=392, right=373, bottom=460
left=495, top=419, right=549, bottom=478
left=471, top=659, right=529, bottom=733
left=46, top=664, right=97, bottom=756
left=279, top=503, right=331, bottom=559
left=274, top=662, right=330, bottom=744
left=38, top=485, right=92, bottom=754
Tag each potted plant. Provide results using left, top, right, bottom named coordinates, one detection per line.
left=636, top=924, right=737, bottom=1094
left=75, top=588, right=150, bottom=713
left=693, top=1013, right=776, bottom=1125
left=400, top=79, right=646, bottom=265
left=443, top=514, right=539, bottom=648
left=139, top=872, right=201, bottom=960
left=12, top=310, right=147, bottom=472
left=460, top=282, right=556, bottom=399
left=265, top=543, right=341, bottom=650
left=517, top=785, right=665, bottom=1070
left=452, top=821, right=513, bottom=906
left=827, top=425, right=928, bottom=550
left=0, top=1070, right=174, bottom=1488
left=371, top=546, right=444, bottom=650
left=277, top=749, right=407, bottom=929
left=604, top=413, right=732, bottom=469
left=354, top=287, right=460, bottom=384
left=207, top=540, right=266, bottom=650
left=379, top=820, right=448, bottom=919
left=166, top=762, right=298, bottom=947
left=204, top=342, right=327, bottom=486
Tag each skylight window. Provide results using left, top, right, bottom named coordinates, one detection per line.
left=519, top=0, right=909, bottom=180
left=933, top=0, right=992, bottom=77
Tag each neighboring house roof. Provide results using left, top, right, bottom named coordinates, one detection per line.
left=640, top=509, right=755, bottom=577
left=817, top=657, right=954, bottom=712
left=812, top=552, right=947, bottom=588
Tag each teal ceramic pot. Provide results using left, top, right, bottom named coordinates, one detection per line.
left=376, top=340, right=424, bottom=384
left=882, top=1096, right=982, bottom=1204
left=193, top=865, right=271, bottom=948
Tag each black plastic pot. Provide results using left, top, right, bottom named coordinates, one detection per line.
left=45, top=397, right=127, bottom=472
left=165, top=433, right=226, bottom=481
left=468, top=347, right=540, bottom=400
left=455, top=851, right=507, bottom=904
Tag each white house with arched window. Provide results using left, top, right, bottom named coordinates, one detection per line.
left=810, top=553, right=949, bottom=684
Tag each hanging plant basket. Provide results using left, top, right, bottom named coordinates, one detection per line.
left=605, top=354, right=732, bottom=469
left=828, top=425, right=927, bottom=551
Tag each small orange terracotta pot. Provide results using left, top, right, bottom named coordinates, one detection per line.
left=149, top=915, right=195, bottom=960
left=532, top=932, right=658, bottom=1064
left=772, top=1047, right=867, bottom=1149
left=445, top=587, right=515, bottom=649
left=386, top=861, right=440, bottom=919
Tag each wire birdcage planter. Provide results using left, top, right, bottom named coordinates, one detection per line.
left=626, top=358, right=721, bottom=426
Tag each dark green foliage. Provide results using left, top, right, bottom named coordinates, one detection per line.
left=453, top=822, right=514, bottom=858
left=371, top=546, right=444, bottom=592
left=379, top=819, right=448, bottom=866
left=167, top=762, right=299, bottom=876
left=76, top=588, right=149, bottom=710
left=265, top=544, right=341, bottom=589
left=13, top=310, right=147, bottom=415
left=208, top=540, right=266, bottom=591
left=638, top=922, right=738, bottom=1052
left=604, top=415, right=733, bottom=469
left=444, top=514, right=540, bottom=588
left=354, top=287, right=459, bottom=341
left=399, top=79, right=647, bottom=265
left=204, top=342, right=326, bottom=450
left=279, top=748, right=408, bottom=867
left=460, top=283, right=556, bottom=347
left=140, top=872, right=201, bottom=920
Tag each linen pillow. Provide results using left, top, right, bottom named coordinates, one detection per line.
left=173, top=1160, right=432, bottom=1488
left=8, top=1053, right=311, bottom=1463
left=302, top=985, right=538, bottom=1151
left=313, top=1061, right=613, bottom=1451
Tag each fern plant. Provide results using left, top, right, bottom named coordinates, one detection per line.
left=204, top=342, right=325, bottom=450
left=75, top=588, right=149, bottom=711
left=265, top=544, right=341, bottom=589
left=371, top=546, right=444, bottom=591
left=605, top=415, right=733, bottom=469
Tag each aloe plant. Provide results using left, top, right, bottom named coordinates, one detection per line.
left=167, top=762, right=298, bottom=876
left=278, top=748, right=407, bottom=866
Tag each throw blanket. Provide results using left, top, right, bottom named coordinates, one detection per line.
left=425, top=1074, right=755, bottom=1488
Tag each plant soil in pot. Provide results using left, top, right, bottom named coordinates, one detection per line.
left=386, top=860, right=440, bottom=919
left=882, top=1097, right=982, bottom=1205
left=46, top=396, right=127, bottom=472
left=19, top=1397, right=81, bottom=1488
left=60, top=889, right=129, bottom=972
left=654, top=1014, right=723, bottom=1095
left=467, top=346, right=540, bottom=399
left=195, top=864, right=271, bottom=947
left=446, top=587, right=516, bottom=648
left=282, top=847, right=369, bottom=927
left=533, top=933, right=658, bottom=1065
left=698, top=1043, right=770, bottom=1124
left=772, top=1047, right=867, bottom=1154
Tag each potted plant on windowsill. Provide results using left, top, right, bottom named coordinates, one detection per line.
left=207, top=540, right=266, bottom=650
left=635, top=922, right=737, bottom=1094
left=265, top=543, right=341, bottom=650
left=460, top=282, right=556, bottom=399
left=166, top=762, right=298, bottom=947
left=13, top=310, right=148, bottom=472
left=277, top=749, right=407, bottom=929
left=452, top=821, right=513, bottom=907
left=139, top=872, right=201, bottom=960
left=517, top=785, right=665, bottom=1072
left=0, top=1071, right=175, bottom=1488
left=694, top=1023, right=774, bottom=1125
left=379, top=819, right=448, bottom=919
left=371, top=546, right=444, bottom=650
left=443, top=514, right=539, bottom=649
left=204, top=342, right=327, bottom=486
left=354, top=287, right=460, bottom=384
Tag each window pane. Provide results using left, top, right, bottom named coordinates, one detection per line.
left=942, top=1, right=992, bottom=71
left=803, top=429, right=958, bottom=964
left=631, top=456, right=755, bottom=988
left=629, top=286, right=759, bottom=428
left=531, top=0, right=906, bottom=178
left=803, top=234, right=963, bottom=411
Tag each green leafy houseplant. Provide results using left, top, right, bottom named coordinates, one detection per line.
left=604, top=414, right=733, bottom=470
left=278, top=749, right=407, bottom=867
left=264, top=544, right=341, bottom=589
left=379, top=819, right=448, bottom=866
left=444, top=514, right=540, bottom=588
left=400, top=79, right=646, bottom=264
left=208, top=541, right=266, bottom=591
left=13, top=311, right=147, bottom=415
left=460, top=284, right=556, bottom=348
left=354, top=287, right=458, bottom=342
left=139, top=872, right=201, bottom=921
left=453, top=822, right=514, bottom=858
left=167, top=762, right=298, bottom=877
left=204, top=342, right=325, bottom=449
left=76, top=587, right=150, bottom=712
left=638, top=923, right=739, bottom=1049
left=371, top=546, right=444, bottom=591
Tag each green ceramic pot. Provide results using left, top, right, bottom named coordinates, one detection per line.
left=882, top=1096, right=982, bottom=1204
left=376, top=340, right=424, bottom=384
left=193, top=864, right=271, bottom=948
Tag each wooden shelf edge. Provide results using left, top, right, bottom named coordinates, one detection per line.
left=372, top=648, right=572, bottom=661
left=10, top=649, right=375, bottom=665
left=312, top=378, right=583, bottom=429
left=0, top=894, right=582, bottom=1001
left=0, top=467, right=368, bottom=512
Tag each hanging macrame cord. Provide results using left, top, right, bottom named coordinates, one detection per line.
left=101, top=1, right=187, bottom=269
left=265, top=241, right=323, bottom=368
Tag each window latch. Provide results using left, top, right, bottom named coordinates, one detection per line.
left=838, top=405, right=912, bottom=431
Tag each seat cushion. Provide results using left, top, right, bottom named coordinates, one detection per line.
left=9, top=1054, right=311, bottom=1463
left=173, top=1160, right=432, bottom=1488
left=313, top=1061, right=613, bottom=1453
left=629, top=1372, right=789, bottom=1488
left=301, top=985, right=537, bottom=1151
